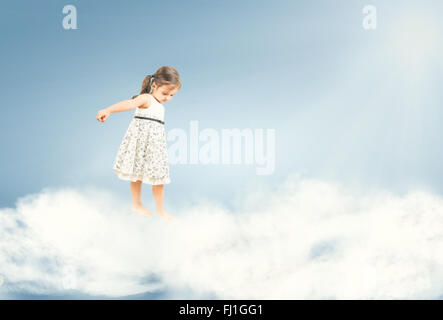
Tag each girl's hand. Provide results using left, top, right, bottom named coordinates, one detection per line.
left=96, top=109, right=111, bottom=123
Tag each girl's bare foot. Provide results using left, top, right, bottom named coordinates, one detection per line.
left=131, top=203, right=154, bottom=217
left=157, top=208, right=174, bottom=222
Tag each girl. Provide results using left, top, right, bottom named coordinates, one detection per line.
left=96, top=66, right=181, bottom=222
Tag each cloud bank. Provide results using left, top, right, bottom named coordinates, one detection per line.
left=1, top=173, right=443, bottom=299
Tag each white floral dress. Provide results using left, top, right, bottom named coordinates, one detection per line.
left=113, top=94, right=171, bottom=185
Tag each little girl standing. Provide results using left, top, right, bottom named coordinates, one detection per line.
left=96, top=66, right=181, bottom=222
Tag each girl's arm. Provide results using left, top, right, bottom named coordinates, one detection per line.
left=107, top=94, right=150, bottom=113
left=96, top=94, right=151, bottom=122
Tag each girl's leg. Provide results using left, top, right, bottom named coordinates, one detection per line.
left=130, top=180, right=142, bottom=205
left=130, top=180, right=153, bottom=216
left=152, top=184, right=174, bottom=221
left=152, top=184, right=164, bottom=211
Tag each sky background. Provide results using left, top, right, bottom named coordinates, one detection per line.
left=1, top=0, right=443, bottom=299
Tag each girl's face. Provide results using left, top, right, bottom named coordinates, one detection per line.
left=152, top=84, right=179, bottom=103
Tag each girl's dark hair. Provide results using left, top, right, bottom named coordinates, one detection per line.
left=131, top=66, right=181, bottom=99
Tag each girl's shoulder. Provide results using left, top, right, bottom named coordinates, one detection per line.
left=145, top=93, right=157, bottom=104
left=136, top=93, right=154, bottom=109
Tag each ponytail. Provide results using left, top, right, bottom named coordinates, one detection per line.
left=131, top=74, right=155, bottom=99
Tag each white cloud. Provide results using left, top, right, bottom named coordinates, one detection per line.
left=1, top=173, right=443, bottom=299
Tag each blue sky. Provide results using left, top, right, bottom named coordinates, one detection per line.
left=1, top=0, right=442, bottom=208
left=1, top=0, right=443, bottom=299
